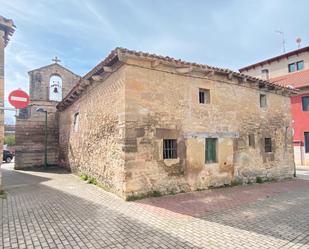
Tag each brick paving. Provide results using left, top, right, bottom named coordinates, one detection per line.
left=1, top=164, right=309, bottom=249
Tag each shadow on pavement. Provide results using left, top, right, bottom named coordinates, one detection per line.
left=1, top=169, right=202, bottom=249
left=2, top=167, right=51, bottom=189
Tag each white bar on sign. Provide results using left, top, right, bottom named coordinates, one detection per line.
left=11, top=96, right=27, bottom=102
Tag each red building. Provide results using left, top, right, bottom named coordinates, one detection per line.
left=271, top=69, right=309, bottom=165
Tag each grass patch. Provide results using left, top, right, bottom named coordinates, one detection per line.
left=231, top=179, right=243, bottom=186
left=79, top=173, right=98, bottom=185
left=0, top=190, right=7, bottom=199
left=256, top=176, right=263, bottom=184
left=126, top=190, right=163, bottom=201
left=80, top=174, right=88, bottom=181
left=151, top=190, right=162, bottom=197
left=87, top=177, right=97, bottom=185
left=256, top=176, right=278, bottom=184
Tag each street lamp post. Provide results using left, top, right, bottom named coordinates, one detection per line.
left=36, top=108, right=48, bottom=169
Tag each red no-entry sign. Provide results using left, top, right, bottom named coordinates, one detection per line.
left=8, top=89, right=30, bottom=109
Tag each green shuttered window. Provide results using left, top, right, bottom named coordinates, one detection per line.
left=205, top=138, right=217, bottom=163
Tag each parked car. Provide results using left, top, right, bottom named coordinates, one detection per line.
left=3, top=150, right=14, bottom=163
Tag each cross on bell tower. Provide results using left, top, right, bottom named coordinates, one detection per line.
left=52, top=56, right=61, bottom=64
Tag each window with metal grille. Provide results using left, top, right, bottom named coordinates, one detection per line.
left=305, top=132, right=309, bottom=153
left=205, top=138, right=217, bottom=163
left=163, top=139, right=177, bottom=159
left=199, top=89, right=210, bottom=104
left=265, top=138, right=272, bottom=153
left=302, top=96, right=309, bottom=111
left=248, top=134, right=255, bottom=148
left=260, top=94, right=267, bottom=108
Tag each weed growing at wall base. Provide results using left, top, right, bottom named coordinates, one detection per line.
left=0, top=190, right=7, bottom=199
left=126, top=190, right=163, bottom=201
left=80, top=174, right=88, bottom=181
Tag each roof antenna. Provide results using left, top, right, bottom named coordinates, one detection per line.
left=275, top=30, right=286, bottom=53
left=296, top=37, right=302, bottom=49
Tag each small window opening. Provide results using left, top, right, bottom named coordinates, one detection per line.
left=261, top=69, right=269, bottom=80
left=73, top=112, right=79, bottom=132
left=265, top=138, right=272, bottom=153
left=205, top=138, right=217, bottom=163
left=163, top=139, right=177, bottom=159
left=260, top=94, right=267, bottom=108
left=248, top=134, right=255, bottom=148
left=199, top=89, right=210, bottom=104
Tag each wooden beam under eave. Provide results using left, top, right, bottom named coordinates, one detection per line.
left=237, top=76, right=247, bottom=84
left=151, top=60, right=161, bottom=68
left=227, top=72, right=233, bottom=80
left=77, top=85, right=85, bottom=91
left=103, top=66, right=113, bottom=72
left=205, top=70, right=215, bottom=77
left=258, top=81, right=266, bottom=89
left=75, top=89, right=82, bottom=95
left=176, top=67, right=193, bottom=74
left=267, top=85, right=276, bottom=91
left=81, top=79, right=90, bottom=86
left=69, top=95, right=76, bottom=100
left=92, top=75, right=104, bottom=81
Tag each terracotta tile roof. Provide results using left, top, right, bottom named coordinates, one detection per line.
left=270, top=69, right=309, bottom=89
left=57, top=48, right=297, bottom=111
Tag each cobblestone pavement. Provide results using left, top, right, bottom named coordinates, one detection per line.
left=1, top=164, right=309, bottom=249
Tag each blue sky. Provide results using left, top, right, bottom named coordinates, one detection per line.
left=1, top=0, right=308, bottom=124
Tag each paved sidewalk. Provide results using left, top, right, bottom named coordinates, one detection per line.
left=296, top=166, right=309, bottom=180
left=1, top=163, right=309, bottom=249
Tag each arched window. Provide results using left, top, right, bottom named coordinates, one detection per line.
left=49, top=75, right=62, bottom=101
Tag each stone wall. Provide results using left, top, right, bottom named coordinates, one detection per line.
left=123, top=57, right=294, bottom=197
left=15, top=101, right=59, bottom=169
left=58, top=67, right=126, bottom=197
left=15, top=63, right=80, bottom=169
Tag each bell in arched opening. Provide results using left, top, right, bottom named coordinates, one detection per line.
left=49, top=75, right=62, bottom=101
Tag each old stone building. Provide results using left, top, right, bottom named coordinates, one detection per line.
left=15, top=61, right=80, bottom=169
left=57, top=48, right=296, bottom=199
